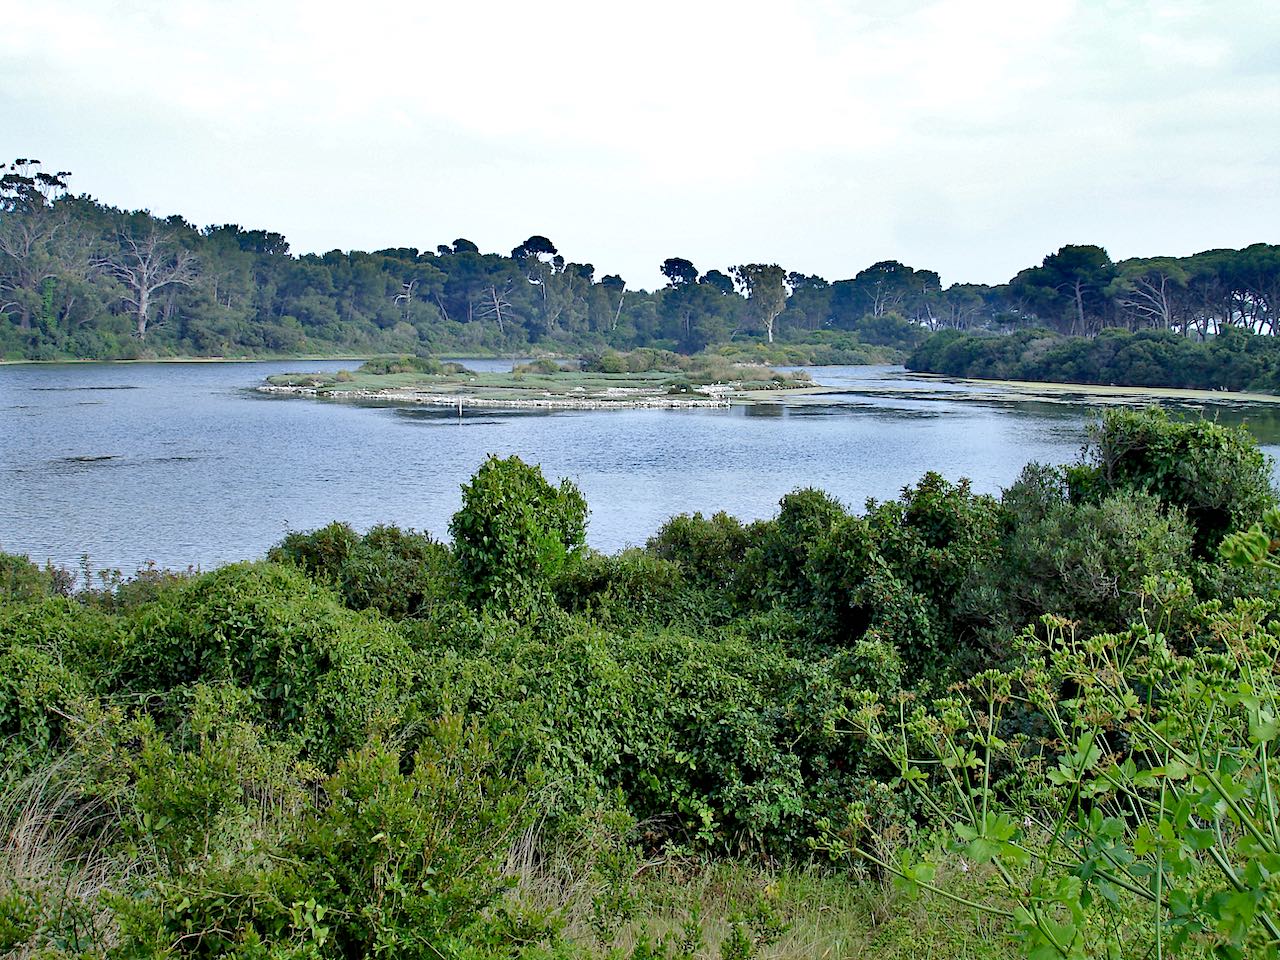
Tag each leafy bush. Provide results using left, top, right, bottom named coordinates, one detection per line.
left=450, top=455, right=588, bottom=611
left=77, top=702, right=552, bottom=960
left=647, top=511, right=751, bottom=596
left=552, top=549, right=705, bottom=631
left=1069, top=407, right=1275, bottom=555
left=738, top=489, right=848, bottom=609
left=358, top=355, right=459, bottom=375
left=0, top=552, right=73, bottom=601
left=513, top=357, right=568, bottom=375
left=840, top=592, right=1280, bottom=959
left=802, top=475, right=1003, bottom=679
left=271, top=521, right=462, bottom=620
left=1002, top=463, right=1195, bottom=631
left=0, top=629, right=87, bottom=779
left=121, top=562, right=419, bottom=764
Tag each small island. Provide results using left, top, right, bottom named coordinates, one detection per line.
left=258, top=350, right=814, bottom=410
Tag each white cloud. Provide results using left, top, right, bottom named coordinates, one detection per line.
left=2, top=0, right=1276, bottom=286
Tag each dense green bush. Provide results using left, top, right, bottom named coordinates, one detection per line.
left=0, top=551, right=73, bottom=601
left=738, top=488, right=848, bottom=609
left=270, top=521, right=462, bottom=620
left=1069, top=406, right=1275, bottom=555
left=0, top=631, right=85, bottom=780
left=68, top=697, right=552, bottom=960
left=451, top=455, right=588, bottom=610
left=646, top=511, right=752, bottom=597
left=552, top=549, right=705, bottom=631
left=122, top=562, right=419, bottom=763
left=1001, top=463, right=1195, bottom=631
left=414, top=610, right=898, bottom=854
left=513, top=357, right=569, bottom=375
left=908, top=325, right=1280, bottom=394
left=357, top=355, right=469, bottom=375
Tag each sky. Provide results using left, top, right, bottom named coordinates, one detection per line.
left=2, top=0, right=1277, bottom=290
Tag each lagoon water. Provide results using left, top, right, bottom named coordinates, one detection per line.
left=4, top=360, right=1280, bottom=575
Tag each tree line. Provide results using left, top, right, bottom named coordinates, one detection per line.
left=907, top=325, right=1280, bottom=393
left=2, top=159, right=1276, bottom=361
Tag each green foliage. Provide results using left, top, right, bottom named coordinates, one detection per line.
left=4, top=159, right=1278, bottom=362
left=0, top=621, right=86, bottom=779
left=646, top=512, right=751, bottom=596
left=1070, top=406, right=1275, bottom=555
left=270, top=521, right=462, bottom=620
left=451, top=455, right=588, bottom=611
left=803, top=474, right=1003, bottom=679
left=738, top=489, right=849, bottom=609
left=1001, top=463, right=1196, bottom=631
left=909, top=324, right=1280, bottom=394
left=514, top=357, right=570, bottom=375
left=74, top=702, right=552, bottom=960
left=287, top=718, right=544, bottom=959
left=357, top=355, right=469, bottom=375
left=0, top=551, right=73, bottom=600
left=122, top=562, right=418, bottom=763
left=552, top=549, right=706, bottom=631
left=836, top=567, right=1280, bottom=959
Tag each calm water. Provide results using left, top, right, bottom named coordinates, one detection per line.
left=3, top=360, right=1279, bottom=574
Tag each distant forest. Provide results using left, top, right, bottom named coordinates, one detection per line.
left=2, top=159, right=1277, bottom=362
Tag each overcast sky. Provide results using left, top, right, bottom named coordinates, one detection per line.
left=3, top=0, right=1277, bottom=289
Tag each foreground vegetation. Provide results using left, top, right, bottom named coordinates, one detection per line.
left=5, top=408, right=1280, bottom=957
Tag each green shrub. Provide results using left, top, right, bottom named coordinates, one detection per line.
left=1068, top=406, right=1275, bottom=556
left=0, top=597, right=126, bottom=776
left=0, top=629, right=86, bottom=779
left=0, top=552, right=73, bottom=601
left=552, top=549, right=704, bottom=631
left=450, top=455, right=588, bottom=611
left=1002, top=463, right=1195, bottom=632
left=414, top=610, right=898, bottom=855
left=271, top=521, right=462, bottom=620
left=647, top=511, right=751, bottom=596
left=86, top=705, right=551, bottom=960
left=122, top=562, right=418, bottom=764
left=739, top=488, right=848, bottom=608
left=841, top=593, right=1280, bottom=959
left=513, top=357, right=565, bottom=375
left=359, top=355, right=447, bottom=375
left=290, top=718, right=547, bottom=959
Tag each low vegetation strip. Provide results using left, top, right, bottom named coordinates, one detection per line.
left=4, top=408, right=1280, bottom=958
left=260, top=350, right=811, bottom=410
left=909, top=326, right=1280, bottom=394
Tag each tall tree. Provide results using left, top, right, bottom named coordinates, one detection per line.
left=1011, top=245, right=1116, bottom=336
left=0, top=160, right=73, bottom=332
left=660, top=257, right=699, bottom=287
left=731, top=263, right=787, bottom=343
left=100, top=225, right=199, bottom=340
